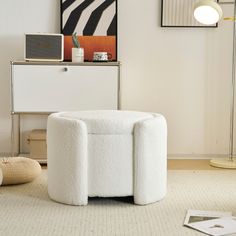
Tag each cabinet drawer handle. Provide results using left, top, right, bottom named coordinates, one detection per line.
left=63, top=67, right=68, bottom=72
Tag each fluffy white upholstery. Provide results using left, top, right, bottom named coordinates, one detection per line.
left=47, top=116, right=88, bottom=205
left=47, top=110, right=167, bottom=205
left=88, top=134, right=133, bottom=197
left=134, top=115, right=167, bottom=205
left=58, top=110, right=154, bottom=134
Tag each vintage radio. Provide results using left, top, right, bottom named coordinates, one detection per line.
left=24, top=33, right=64, bottom=61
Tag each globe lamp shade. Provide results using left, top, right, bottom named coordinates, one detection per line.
left=194, top=0, right=223, bottom=25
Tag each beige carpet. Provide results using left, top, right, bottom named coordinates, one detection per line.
left=0, top=170, right=236, bottom=236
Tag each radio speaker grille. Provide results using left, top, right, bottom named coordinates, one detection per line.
left=25, top=34, right=63, bottom=61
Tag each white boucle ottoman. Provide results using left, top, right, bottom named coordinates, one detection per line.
left=47, top=110, right=167, bottom=205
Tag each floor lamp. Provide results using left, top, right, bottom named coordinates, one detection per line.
left=194, top=0, right=236, bottom=168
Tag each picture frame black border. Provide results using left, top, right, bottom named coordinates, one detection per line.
left=218, top=0, right=234, bottom=3
left=161, top=0, right=219, bottom=28
left=60, top=0, right=118, bottom=62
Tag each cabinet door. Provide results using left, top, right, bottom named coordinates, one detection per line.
left=12, top=65, right=119, bottom=112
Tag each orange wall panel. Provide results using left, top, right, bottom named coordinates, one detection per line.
left=64, top=36, right=116, bottom=61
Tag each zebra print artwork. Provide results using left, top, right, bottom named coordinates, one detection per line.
left=61, top=0, right=117, bottom=61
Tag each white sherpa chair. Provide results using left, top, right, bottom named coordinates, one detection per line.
left=47, top=110, right=167, bottom=205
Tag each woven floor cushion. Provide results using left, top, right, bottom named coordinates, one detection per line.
left=0, top=157, right=41, bottom=185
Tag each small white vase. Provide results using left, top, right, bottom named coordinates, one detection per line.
left=72, top=47, right=84, bottom=63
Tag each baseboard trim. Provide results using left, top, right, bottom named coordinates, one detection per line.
left=167, top=154, right=229, bottom=160
left=0, top=153, right=230, bottom=160
left=0, top=152, right=15, bottom=157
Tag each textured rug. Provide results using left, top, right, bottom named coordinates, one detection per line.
left=0, top=170, right=236, bottom=236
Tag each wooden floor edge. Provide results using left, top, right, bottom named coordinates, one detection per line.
left=167, top=159, right=220, bottom=170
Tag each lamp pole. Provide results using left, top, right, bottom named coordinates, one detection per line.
left=229, top=0, right=236, bottom=161
left=209, top=0, right=236, bottom=168
left=194, top=0, right=236, bottom=167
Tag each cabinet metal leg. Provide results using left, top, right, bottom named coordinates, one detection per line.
left=18, top=115, right=20, bottom=155
left=11, top=113, right=15, bottom=156
left=11, top=113, right=20, bottom=156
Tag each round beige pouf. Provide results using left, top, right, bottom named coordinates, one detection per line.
left=0, top=157, right=41, bottom=186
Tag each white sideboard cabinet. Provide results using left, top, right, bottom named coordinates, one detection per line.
left=10, top=61, right=120, bottom=159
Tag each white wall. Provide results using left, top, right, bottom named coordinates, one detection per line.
left=118, top=1, right=234, bottom=158
left=0, top=0, right=60, bottom=154
left=0, top=0, right=234, bottom=158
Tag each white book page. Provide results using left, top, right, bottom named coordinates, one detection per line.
left=184, top=209, right=232, bottom=226
left=189, top=217, right=236, bottom=236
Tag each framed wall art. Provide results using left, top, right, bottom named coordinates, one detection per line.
left=218, top=0, right=234, bottom=2
left=161, top=0, right=218, bottom=27
left=61, top=0, right=117, bottom=61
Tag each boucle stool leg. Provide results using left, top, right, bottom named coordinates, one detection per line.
left=134, top=115, right=167, bottom=205
left=47, top=115, right=88, bottom=205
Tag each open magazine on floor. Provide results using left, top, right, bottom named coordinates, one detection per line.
left=184, top=209, right=236, bottom=236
